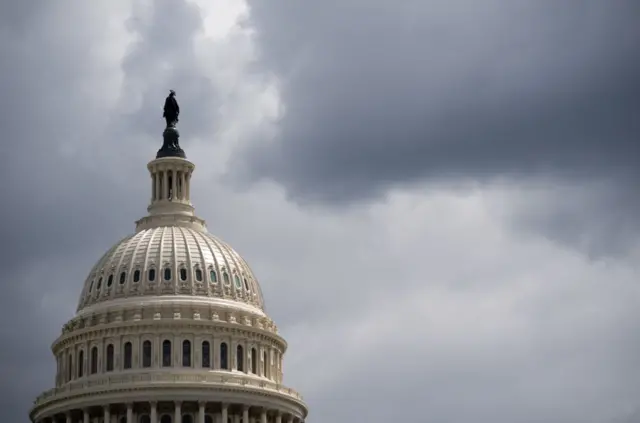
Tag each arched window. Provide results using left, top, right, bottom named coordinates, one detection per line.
left=220, top=342, right=228, bottom=369
left=142, top=340, right=152, bottom=368
left=182, top=340, right=192, bottom=367
left=133, top=269, right=141, bottom=282
left=244, top=278, right=250, bottom=291
left=119, top=271, right=127, bottom=284
left=107, top=274, right=113, bottom=287
left=106, top=344, right=115, bottom=372
left=90, top=346, right=98, bottom=374
left=97, top=277, right=103, bottom=291
left=205, top=416, right=213, bottom=423
left=67, top=354, right=73, bottom=380
left=148, top=268, right=156, bottom=282
left=160, top=416, right=172, bottom=423
left=251, top=348, right=257, bottom=374
left=209, top=269, right=217, bottom=283
left=263, top=350, right=268, bottom=377
left=164, top=267, right=172, bottom=281
left=78, top=350, right=84, bottom=378
left=89, top=280, right=94, bottom=293
left=182, top=415, right=193, bottom=423
left=123, top=342, right=133, bottom=369
left=140, top=416, right=151, bottom=423
left=201, top=341, right=211, bottom=368
left=223, top=272, right=230, bottom=285
left=180, top=268, right=187, bottom=281
left=234, top=275, right=242, bottom=289
left=195, top=268, right=203, bottom=282
left=162, top=340, right=172, bottom=367
left=236, top=345, right=244, bottom=372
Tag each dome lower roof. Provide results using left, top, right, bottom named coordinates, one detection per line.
left=77, top=226, right=264, bottom=312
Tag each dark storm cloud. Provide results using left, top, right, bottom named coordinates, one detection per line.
left=239, top=1, right=640, bottom=226
left=1, top=1, right=638, bottom=423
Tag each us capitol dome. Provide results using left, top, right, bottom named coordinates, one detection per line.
left=29, top=94, right=308, bottom=423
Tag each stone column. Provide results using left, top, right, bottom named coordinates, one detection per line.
left=198, top=401, right=206, bottom=423
left=127, top=403, right=133, bottom=423
left=150, top=401, right=158, bottom=423
left=221, top=403, right=228, bottom=423
left=233, top=415, right=240, bottom=423
left=155, top=172, right=160, bottom=201
left=186, top=173, right=191, bottom=201
left=163, top=170, right=168, bottom=200
left=151, top=172, right=156, bottom=202
left=170, top=170, right=176, bottom=200
left=83, top=409, right=90, bottom=423
left=260, top=409, right=267, bottom=423
left=66, top=412, right=72, bottom=423
left=286, top=416, right=294, bottom=423
left=180, top=171, right=186, bottom=200
left=242, top=407, right=249, bottom=423
left=175, top=401, right=182, bottom=423
left=275, top=412, right=282, bottom=423
left=103, top=406, right=110, bottom=423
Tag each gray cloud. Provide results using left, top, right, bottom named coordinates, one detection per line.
left=0, top=2, right=639, bottom=423
left=237, top=0, right=640, bottom=253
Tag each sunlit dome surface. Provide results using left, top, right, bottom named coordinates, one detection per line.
left=77, top=226, right=265, bottom=313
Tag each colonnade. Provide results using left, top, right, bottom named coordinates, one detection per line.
left=39, top=401, right=303, bottom=423
left=151, top=167, right=191, bottom=203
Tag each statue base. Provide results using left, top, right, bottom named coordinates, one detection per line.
left=156, top=126, right=186, bottom=159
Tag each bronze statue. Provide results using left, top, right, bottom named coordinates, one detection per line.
left=163, top=89, right=180, bottom=127
left=157, top=90, right=186, bottom=158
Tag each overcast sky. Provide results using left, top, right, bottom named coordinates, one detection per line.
left=1, top=1, right=639, bottom=422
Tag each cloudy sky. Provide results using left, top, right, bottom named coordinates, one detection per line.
left=1, top=1, right=639, bottom=422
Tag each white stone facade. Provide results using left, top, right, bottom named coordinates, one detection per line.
left=30, top=156, right=308, bottom=423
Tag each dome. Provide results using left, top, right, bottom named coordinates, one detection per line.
left=30, top=150, right=308, bottom=423
left=77, top=226, right=265, bottom=313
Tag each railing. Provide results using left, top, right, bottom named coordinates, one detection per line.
left=34, top=372, right=303, bottom=405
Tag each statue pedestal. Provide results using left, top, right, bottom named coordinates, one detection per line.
left=156, top=126, right=186, bottom=159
